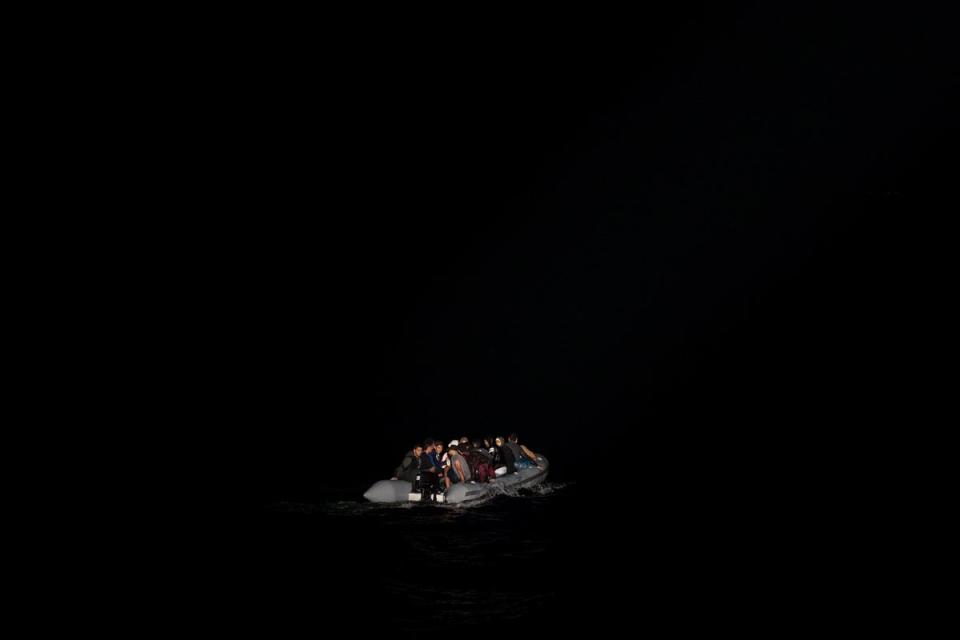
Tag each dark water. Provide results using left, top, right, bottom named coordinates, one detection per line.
left=247, top=480, right=595, bottom=630
left=240, top=473, right=806, bottom=631
left=235, top=449, right=922, bottom=632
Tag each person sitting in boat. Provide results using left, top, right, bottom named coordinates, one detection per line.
left=459, top=442, right=476, bottom=475
left=435, top=440, right=448, bottom=470
left=418, top=439, right=441, bottom=491
left=469, top=439, right=496, bottom=483
left=492, top=436, right=506, bottom=470
left=443, top=444, right=472, bottom=490
left=503, top=433, right=540, bottom=472
left=392, top=443, right=423, bottom=485
left=426, top=438, right=442, bottom=471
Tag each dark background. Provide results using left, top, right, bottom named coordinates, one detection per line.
left=194, top=3, right=956, bottom=628
left=208, top=4, right=955, bottom=498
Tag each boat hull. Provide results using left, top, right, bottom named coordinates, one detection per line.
left=363, top=456, right=550, bottom=504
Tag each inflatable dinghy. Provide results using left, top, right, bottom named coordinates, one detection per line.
left=363, top=455, right=549, bottom=505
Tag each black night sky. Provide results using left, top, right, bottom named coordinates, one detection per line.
left=204, top=4, right=956, bottom=629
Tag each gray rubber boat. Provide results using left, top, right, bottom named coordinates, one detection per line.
left=363, top=455, right=549, bottom=505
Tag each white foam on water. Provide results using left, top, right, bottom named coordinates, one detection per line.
left=451, top=480, right=574, bottom=507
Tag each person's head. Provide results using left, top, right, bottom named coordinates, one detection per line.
left=495, top=437, right=504, bottom=447
left=435, top=441, right=444, bottom=453
left=448, top=445, right=459, bottom=456
left=509, top=433, right=519, bottom=443
left=460, top=437, right=469, bottom=446
left=423, top=439, right=435, bottom=453
left=413, top=445, right=423, bottom=457
left=472, top=439, right=482, bottom=449
left=483, top=437, right=492, bottom=448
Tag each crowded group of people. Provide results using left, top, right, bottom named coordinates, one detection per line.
left=392, top=434, right=540, bottom=492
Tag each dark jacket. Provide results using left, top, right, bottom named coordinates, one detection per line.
left=394, top=451, right=420, bottom=482
left=500, top=444, right=517, bottom=474
left=505, top=441, right=525, bottom=462
left=471, top=447, right=492, bottom=465
left=420, top=452, right=439, bottom=474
